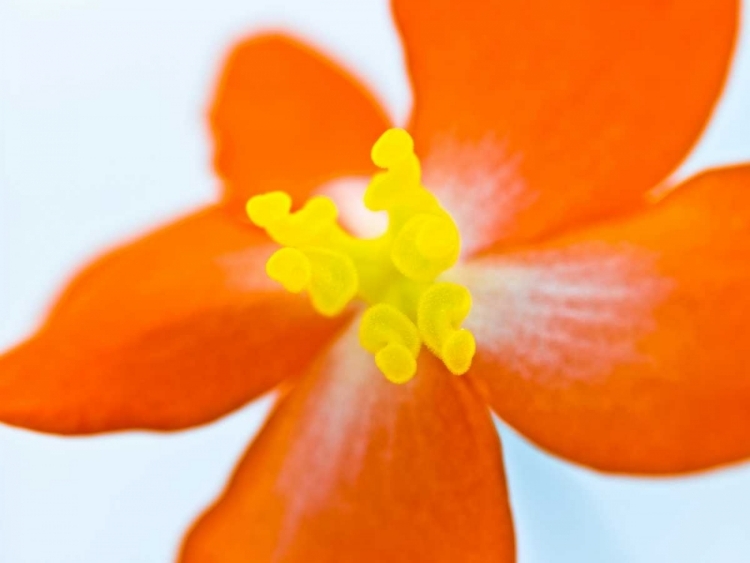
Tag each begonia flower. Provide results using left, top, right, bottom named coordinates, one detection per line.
left=1, top=1, right=748, bottom=561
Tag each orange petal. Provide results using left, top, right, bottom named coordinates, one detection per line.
left=0, top=206, right=348, bottom=434
left=454, top=165, right=750, bottom=474
left=179, top=327, right=515, bottom=563
left=393, top=0, right=738, bottom=248
left=210, top=33, right=391, bottom=211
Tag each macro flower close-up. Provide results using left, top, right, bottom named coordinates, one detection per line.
left=2, top=0, right=750, bottom=561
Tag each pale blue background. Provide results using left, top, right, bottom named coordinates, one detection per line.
left=1, top=1, right=750, bottom=562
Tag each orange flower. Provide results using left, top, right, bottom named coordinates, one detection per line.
left=1, top=0, right=747, bottom=561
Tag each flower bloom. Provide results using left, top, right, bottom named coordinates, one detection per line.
left=1, top=0, right=748, bottom=561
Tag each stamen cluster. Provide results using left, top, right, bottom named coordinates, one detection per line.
left=247, top=129, right=476, bottom=383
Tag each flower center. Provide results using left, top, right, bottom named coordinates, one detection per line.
left=246, top=128, right=476, bottom=384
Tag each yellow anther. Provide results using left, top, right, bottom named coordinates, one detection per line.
left=416, top=216, right=460, bottom=260
left=365, top=128, right=423, bottom=214
left=375, top=344, right=417, bottom=385
left=246, top=191, right=291, bottom=229
left=364, top=168, right=425, bottom=214
left=248, top=194, right=339, bottom=248
left=263, top=247, right=357, bottom=316
left=266, top=248, right=311, bottom=293
left=442, top=329, right=476, bottom=376
left=359, top=304, right=421, bottom=384
left=246, top=127, right=478, bottom=382
left=392, top=214, right=460, bottom=282
left=359, top=304, right=421, bottom=357
left=371, top=127, right=414, bottom=168
left=302, top=248, right=358, bottom=317
left=417, top=283, right=476, bottom=375
left=298, top=196, right=336, bottom=222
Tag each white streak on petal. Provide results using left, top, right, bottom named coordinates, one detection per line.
left=316, top=176, right=388, bottom=238
left=445, top=243, right=673, bottom=386
left=273, top=322, right=396, bottom=555
left=423, top=137, right=534, bottom=256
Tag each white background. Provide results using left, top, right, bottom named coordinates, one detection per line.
left=1, top=1, right=750, bottom=562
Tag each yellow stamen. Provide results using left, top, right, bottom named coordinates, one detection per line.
left=359, top=304, right=420, bottom=383
left=246, top=128, right=477, bottom=383
left=417, top=283, right=476, bottom=376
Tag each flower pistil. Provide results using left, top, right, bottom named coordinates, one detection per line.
left=247, top=128, right=476, bottom=383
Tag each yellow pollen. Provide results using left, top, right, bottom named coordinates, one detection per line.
left=246, top=128, right=476, bottom=383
